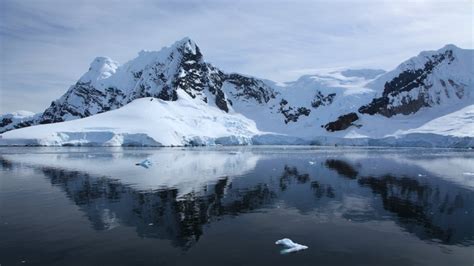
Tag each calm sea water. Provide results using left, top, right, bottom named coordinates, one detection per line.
left=1, top=146, right=473, bottom=266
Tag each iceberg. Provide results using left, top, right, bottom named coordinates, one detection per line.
left=275, top=238, right=308, bottom=254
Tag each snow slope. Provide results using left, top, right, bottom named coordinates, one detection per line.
left=0, top=90, right=260, bottom=146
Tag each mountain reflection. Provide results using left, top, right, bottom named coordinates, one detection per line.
left=325, top=159, right=358, bottom=179
left=324, top=158, right=474, bottom=245
left=1, top=149, right=473, bottom=249
left=280, top=165, right=311, bottom=190
left=38, top=165, right=276, bottom=249
left=358, top=175, right=469, bottom=244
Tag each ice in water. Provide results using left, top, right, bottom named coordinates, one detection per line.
left=275, top=238, right=308, bottom=254
left=136, top=159, right=152, bottom=168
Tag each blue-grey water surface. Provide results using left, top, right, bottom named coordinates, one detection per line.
left=1, top=146, right=473, bottom=265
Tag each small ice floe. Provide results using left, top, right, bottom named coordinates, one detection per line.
left=463, top=172, right=474, bottom=176
left=308, top=161, right=315, bottom=165
left=275, top=238, right=308, bottom=254
left=418, top=174, right=426, bottom=177
left=148, top=223, right=154, bottom=226
left=136, top=159, right=152, bottom=168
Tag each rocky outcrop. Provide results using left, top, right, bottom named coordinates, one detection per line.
left=311, top=91, right=336, bottom=108
left=0, top=118, right=12, bottom=128
left=359, top=49, right=458, bottom=117
left=324, top=112, right=359, bottom=132
left=224, top=74, right=276, bottom=104
left=41, top=82, right=127, bottom=123
left=278, top=99, right=311, bottom=124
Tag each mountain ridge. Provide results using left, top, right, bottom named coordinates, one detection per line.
left=1, top=38, right=472, bottom=147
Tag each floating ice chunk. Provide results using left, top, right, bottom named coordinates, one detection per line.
left=275, top=238, right=308, bottom=254
left=308, top=161, right=315, bottom=165
left=463, top=172, right=474, bottom=176
left=136, top=159, right=152, bottom=168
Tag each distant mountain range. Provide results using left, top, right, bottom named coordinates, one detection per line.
left=1, top=38, right=472, bottom=147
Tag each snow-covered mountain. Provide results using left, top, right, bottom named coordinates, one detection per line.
left=0, top=37, right=274, bottom=132
left=360, top=44, right=472, bottom=117
left=0, top=39, right=472, bottom=147
left=39, top=38, right=275, bottom=124
left=0, top=111, right=41, bottom=133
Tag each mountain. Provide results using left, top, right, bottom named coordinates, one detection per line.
left=360, top=44, right=472, bottom=117
left=0, top=38, right=274, bottom=132
left=0, top=39, right=472, bottom=147
left=0, top=111, right=41, bottom=133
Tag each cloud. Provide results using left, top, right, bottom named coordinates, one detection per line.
left=0, top=0, right=472, bottom=113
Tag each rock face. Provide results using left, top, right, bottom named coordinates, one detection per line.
left=324, top=113, right=359, bottom=132
left=223, top=73, right=276, bottom=104
left=359, top=46, right=470, bottom=117
left=311, top=91, right=336, bottom=108
left=278, top=99, right=311, bottom=124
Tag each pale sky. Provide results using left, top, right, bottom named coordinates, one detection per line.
left=0, top=0, right=472, bottom=113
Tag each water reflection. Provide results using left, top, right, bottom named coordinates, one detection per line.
left=1, top=148, right=473, bottom=250
left=358, top=175, right=469, bottom=244
left=325, top=159, right=358, bottom=179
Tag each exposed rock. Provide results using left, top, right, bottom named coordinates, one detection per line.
left=0, top=118, right=12, bottom=128
left=324, top=112, right=359, bottom=132
left=224, top=74, right=276, bottom=104
left=311, top=91, right=336, bottom=108
left=359, top=49, right=456, bottom=117
left=278, top=99, right=311, bottom=124
left=41, top=81, right=127, bottom=123
left=215, top=89, right=229, bottom=112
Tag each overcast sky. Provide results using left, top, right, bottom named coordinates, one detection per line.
left=0, top=0, right=472, bottom=113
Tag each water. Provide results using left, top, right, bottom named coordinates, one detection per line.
left=1, top=146, right=473, bottom=265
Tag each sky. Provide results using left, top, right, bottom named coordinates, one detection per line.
left=0, top=0, right=472, bottom=113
